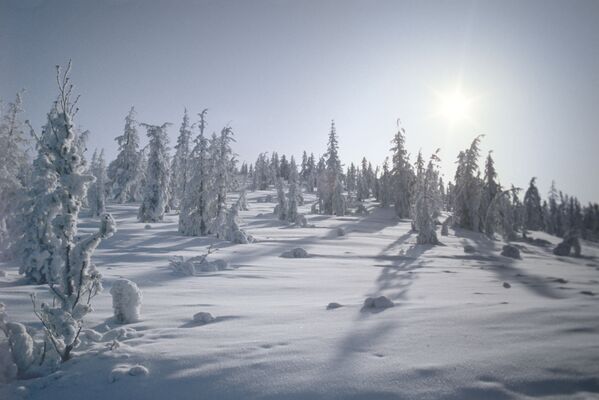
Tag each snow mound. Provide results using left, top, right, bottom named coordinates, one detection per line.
left=501, top=245, right=521, bottom=259
left=463, top=245, right=476, bottom=253
left=0, top=270, right=6, bottom=278
left=355, top=204, right=369, bottom=215
left=109, top=364, right=149, bottom=383
left=337, top=227, right=346, bottom=237
left=170, top=256, right=229, bottom=275
left=281, top=248, right=309, bottom=258
left=81, top=329, right=103, bottom=343
left=503, top=282, right=511, bottom=289
left=110, top=279, right=142, bottom=324
left=553, top=237, right=581, bottom=257
left=144, top=224, right=152, bottom=229
left=193, top=312, right=215, bottom=325
left=362, top=296, right=394, bottom=311
left=326, top=302, right=343, bottom=310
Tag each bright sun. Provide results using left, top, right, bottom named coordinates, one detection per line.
left=434, top=87, right=476, bottom=125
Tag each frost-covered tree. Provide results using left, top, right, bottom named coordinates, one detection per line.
left=138, top=123, right=170, bottom=222
left=0, top=91, right=30, bottom=258
left=391, top=121, right=414, bottom=218
left=19, top=63, right=116, bottom=363
left=480, top=151, right=500, bottom=236
left=346, top=162, right=357, bottom=200
left=415, top=151, right=442, bottom=245
left=108, top=107, right=142, bottom=203
left=179, top=111, right=213, bottom=236
left=168, top=109, right=192, bottom=210
left=275, top=177, right=288, bottom=221
left=378, top=158, right=393, bottom=207
left=318, top=121, right=345, bottom=215
left=452, top=135, right=484, bottom=231
left=523, top=177, right=544, bottom=231
left=210, top=126, right=237, bottom=233
left=87, top=149, right=107, bottom=217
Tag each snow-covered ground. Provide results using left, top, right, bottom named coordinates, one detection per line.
left=1, top=190, right=599, bottom=399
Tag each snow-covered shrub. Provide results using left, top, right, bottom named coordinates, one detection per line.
left=501, top=244, right=521, bottom=259
left=281, top=247, right=309, bottom=258
left=110, top=279, right=142, bottom=324
left=0, top=339, right=17, bottom=383
left=170, top=248, right=228, bottom=275
left=553, top=236, right=581, bottom=257
left=212, top=204, right=254, bottom=244
left=193, top=312, right=215, bottom=324
left=337, top=227, right=346, bottom=236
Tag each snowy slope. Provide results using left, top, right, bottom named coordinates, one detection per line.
left=1, top=191, right=599, bottom=399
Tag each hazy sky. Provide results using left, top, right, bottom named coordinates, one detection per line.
left=1, top=0, right=598, bottom=202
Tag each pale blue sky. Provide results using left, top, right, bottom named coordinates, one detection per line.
left=1, top=0, right=598, bottom=202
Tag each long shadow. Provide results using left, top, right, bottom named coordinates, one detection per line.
left=453, top=228, right=564, bottom=300
left=328, top=233, right=425, bottom=370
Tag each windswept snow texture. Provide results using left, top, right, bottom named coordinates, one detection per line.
left=1, top=191, right=599, bottom=399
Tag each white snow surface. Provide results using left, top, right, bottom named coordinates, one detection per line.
left=1, top=190, right=599, bottom=399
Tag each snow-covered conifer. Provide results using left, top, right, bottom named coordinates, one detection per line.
left=88, top=149, right=107, bottom=217
left=168, top=109, right=192, bottom=210
left=523, top=177, right=544, bottom=231
left=108, top=107, right=142, bottom=203
left=138, top=123, right=170, bottom=222
left=179, top=110, right=213, bottom=236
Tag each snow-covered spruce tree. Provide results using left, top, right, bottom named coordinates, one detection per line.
left=346, top=162, right=357, bottom=201
left=452, top=135, right=484, bottom=231
left=288, top=156, right=303, bottom=205
left=523, top=177, right=544, bottom=231
left=179, top=111, right=214, bottom=236
left=0, top=91, right=30, bottom=258
left=391, top=120, right=414, bottom=218
left=138, top=123, right=171, bottom=222
left=168, top=109, right=192, bottom=210
left=480, top=151, right=500, bottom=236
left=378, top=158, right=393, bottom=207
left=415, top=151, right=442, bottom=245
left=275, top=177, right=288, bottom=221
left=209, top=126, right=237, bottom=237
left=318, top=120, right=345, bottom=215
left=87, top=149, right=107, bottom=217
left=21, top=63, right=117, bottom=363
left=107, top=107, right=142, bottom=203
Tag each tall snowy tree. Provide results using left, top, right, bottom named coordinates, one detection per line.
left=390, top=122, right=413, bottom=218
left=415, top=151, right=442, bottom=245
left=480, top=151, right=500, bottom=236
left=87, top=149, right=107, bottom=217
left=179, top=110, right=213, bottom=236
left=452, top=135, right=484, bottom=231
left=20, top=63, right=116, bottom=362
left=108, top=107, right=142, bottom=203
left=138, top=123, right=170, bottom=222
left=318, top=120, right=345, bottom=215
left=210, top=126, right=237, bottom=237
left=168, top=109, right=192, bottom=210
left=523, top=177, right=544, bottom=231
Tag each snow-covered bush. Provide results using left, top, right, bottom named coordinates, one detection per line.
left=212, top=204, right=254, bottom=244
left=170, top=248, right=229, bottom=275
left=110, top=279, right=142, bottom=324
left=274, top=178, right=288, bottom=221
left=295, top=214, right=308, bottom=227
left=236, top=190, right=249, bottom=211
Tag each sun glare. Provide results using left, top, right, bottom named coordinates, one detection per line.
left=433, top=87, right=477, bottom=127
